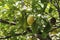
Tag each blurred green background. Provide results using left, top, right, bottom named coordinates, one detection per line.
left=0, top=0, right=60, bottom=40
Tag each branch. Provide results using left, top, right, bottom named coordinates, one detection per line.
left=0, top=19, right=16, bottom=25
left=50, top=26, right=60, bottom=32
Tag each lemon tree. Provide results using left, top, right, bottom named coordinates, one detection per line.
left=0, top=0, right=60, bottom=40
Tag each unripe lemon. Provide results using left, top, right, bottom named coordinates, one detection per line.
left=27, top=15, right=35, bottom=25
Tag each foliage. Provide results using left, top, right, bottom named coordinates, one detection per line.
left=0, top=0, right=60, bottom=40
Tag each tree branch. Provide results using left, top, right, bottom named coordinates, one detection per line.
left=0, top=19, right=16, bottom=25
left=49, top=26, right=60, bottom=32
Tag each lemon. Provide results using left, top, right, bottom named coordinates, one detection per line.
left=27, top=15, right=35, bottom=25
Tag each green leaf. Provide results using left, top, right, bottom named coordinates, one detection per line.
left=43, top=19, right=51, bottom=33
left=41, top=32, right=48, bottom=39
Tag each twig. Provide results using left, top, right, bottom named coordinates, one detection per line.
left=0, top=19, right=16, bottom=25
left=49, top=26, right=60, bottom=32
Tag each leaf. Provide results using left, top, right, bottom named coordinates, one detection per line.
left=4, top=4, right=10, bottom=9
left=32, top=21, right=38, bottom=33
left=41, top=32, right=48, bottom=39
left=43, top=19, right=51, bottom=33
left=41, top=0, right=48, bottom=3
